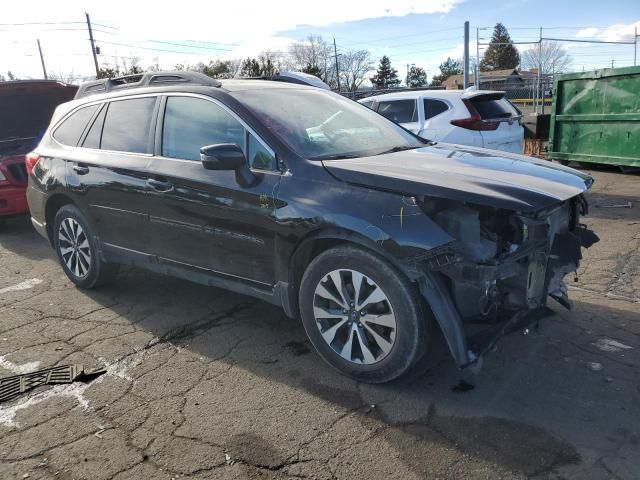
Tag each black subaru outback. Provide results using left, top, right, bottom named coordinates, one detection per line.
left=27, top=71, right=598, bottom=383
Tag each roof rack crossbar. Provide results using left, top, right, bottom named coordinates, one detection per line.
left=74, top=71, right=221, bottom=99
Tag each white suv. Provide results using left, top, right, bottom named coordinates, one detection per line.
left=359, top=90, right=524, bottom=154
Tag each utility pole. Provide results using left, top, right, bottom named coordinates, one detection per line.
left=476, top=27, right=480, bottom=89
left=634, top=27, right=637, bottom=66
left=86, top=12, right=100, bottom=78
left=536, top=26, right=542, bottom=114
left=333, top=38, right=341, bottom=92
left=405, top=63, right=414, bottom=87
left=36, top=39, right=47, bottom=80
left=611, top=59, right=615, bottom=69
left=463, top=21, right=470, bottom=89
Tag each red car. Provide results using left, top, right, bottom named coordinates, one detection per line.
left=0, top=80, right=77, bottom=226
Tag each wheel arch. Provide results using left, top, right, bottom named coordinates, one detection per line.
left=286, top=226, right=415, bottom=318
left=44, top=193, right=76, bottom=246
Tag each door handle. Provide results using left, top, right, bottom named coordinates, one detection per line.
left=73, top=164, right=90, bottom=175
left=147, top=178, right=174, bottom=192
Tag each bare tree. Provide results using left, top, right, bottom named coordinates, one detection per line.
left=289, top=35, right=332, bottom=83
left=521, top=41, right=572, bottom=75
left=340, top=49, right=374, bottom=92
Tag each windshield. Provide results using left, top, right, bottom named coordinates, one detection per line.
left=232, top=88, right=424, bottom=160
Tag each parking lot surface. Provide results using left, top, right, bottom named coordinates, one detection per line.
left=0, top=167, right=638, bottom=480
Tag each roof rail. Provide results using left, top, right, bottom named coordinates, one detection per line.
left=74, top=71, right=221, bottom=99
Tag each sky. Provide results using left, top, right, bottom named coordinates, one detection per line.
left=1, top=0, right=639, bottom=83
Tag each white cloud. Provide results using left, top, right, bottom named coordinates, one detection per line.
left=575, top=21, right=640, bottom=43
left=2, top=0, right=463, bottom=78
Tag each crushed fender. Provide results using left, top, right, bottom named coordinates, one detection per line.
left=0, top=364, right=106, bottom=403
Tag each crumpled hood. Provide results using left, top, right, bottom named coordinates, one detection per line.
left=322, top=143, right=593, bottom=212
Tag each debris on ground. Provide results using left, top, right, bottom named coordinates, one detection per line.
left=0, top=364, right=106, bottom=403
left=587, top=362, right=603, bottom=372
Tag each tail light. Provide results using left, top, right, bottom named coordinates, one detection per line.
left=450, top=99, right=499, bottom=131
left=25, top=152, right=41, bottom=175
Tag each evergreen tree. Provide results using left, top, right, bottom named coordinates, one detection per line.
left=430, top=58, right=462, bottom=86
left=302, top=63, right=323, bottom=78
left=480, top=23, right=520, bottom=71
left=241, top=57, right=262, bottom=77
left=406, top=66, right=428, bottom=88
left=370, top=56, right=400, bottom=89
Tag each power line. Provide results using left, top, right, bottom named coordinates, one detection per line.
left=95, top=39, right=219, bottom=55
left=147, top=39, right=232, bottom=52
left=337, top=26, right=462, bottom=48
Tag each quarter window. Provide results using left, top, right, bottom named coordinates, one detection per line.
left=53, top=104, right=99, bottom=146
left=101, top=97, right=156, bottom=153
left=162, top=96, right=245, bottom=162
left=377, top=100, right=418, bottom=123
left=423, top=99, right=449, bottom=120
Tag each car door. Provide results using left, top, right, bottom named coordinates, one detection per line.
left=63, top=96, right=157, bottom=257
left=418, top=97, right=451, bottom=141
left=146, top=94, right=281, bottom=285
left=376, top=99, right=420, bottom=134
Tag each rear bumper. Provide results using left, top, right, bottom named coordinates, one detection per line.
left=0, top=185, right=29, bottom=217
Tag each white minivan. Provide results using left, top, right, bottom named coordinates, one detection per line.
left=359, top=90, right=524, bottom=154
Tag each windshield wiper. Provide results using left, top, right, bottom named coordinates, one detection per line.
left=311, top=153, right=362, bottom=160
left=374, top=145, right=420, bottom=156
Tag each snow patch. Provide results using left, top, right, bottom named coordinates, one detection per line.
left=0, top=356, right=41, bottom=375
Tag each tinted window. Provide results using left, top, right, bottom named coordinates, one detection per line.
left=377, top=100, right=417, bottom=123
left=423, top=99, right=449, bottom=120
left=248, top=134, right=275, bottom=170
left=162, top=96, right=245, bottom=161
left=360, top=99, right=375, bottom=110
left=53, top=104, right=99, bottom=146
left=82, top=105, right=106, bottom=149
left=469, top=95, right=514, bottom=119
left=101, top=97, right=156, bottom=153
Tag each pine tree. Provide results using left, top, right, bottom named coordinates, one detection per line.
left=480, top=23, right=520, bottom=71
left=406, top=66, right=428, bottom=88
left=370, top=56, right=401, bottom=89
left=302, top=63, right=323, bottom=79
left=241, top=58, right=262, bottom=77
left=430, top=58, right=462, bottom=86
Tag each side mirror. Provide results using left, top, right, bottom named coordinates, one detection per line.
left=200, top=144, right=246, bottom=171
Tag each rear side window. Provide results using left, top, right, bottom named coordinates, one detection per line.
left=468, top=95, right=514, bottom=119
left=53, top=104, right=99, bottom=146
left=101, top=97, right=156, bottom=153
left=377, top=100, right=418, bottom=123
left=360, top=99, right=375, bottom=110
left=162, top=96, right=245, bottom=161
left=82, top=106, right=106, bottom=149
left=423, top=99, right=449, bottom=120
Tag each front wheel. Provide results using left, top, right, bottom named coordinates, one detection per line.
left=299, top=245, right=427, bottom=383
left=53, top=205, right=119, bottom=289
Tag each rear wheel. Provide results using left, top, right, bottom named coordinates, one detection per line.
left=299, top=245, right=426, bottom=383
left=53, top=205, right=119, bottom=289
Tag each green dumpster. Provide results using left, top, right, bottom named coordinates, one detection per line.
left=548, top=66, right=640, bottom=170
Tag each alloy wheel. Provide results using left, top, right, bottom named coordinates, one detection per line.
left=58, top=217, right=91, bottom=278
left=313, top=269, right=397, bottom=364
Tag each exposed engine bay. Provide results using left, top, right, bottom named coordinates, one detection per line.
left=418, top=194, right=599, bottom=323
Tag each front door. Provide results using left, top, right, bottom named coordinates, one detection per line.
left=147, top=95, right=281, bottom=286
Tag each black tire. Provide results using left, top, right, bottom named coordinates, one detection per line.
left=53, top=204, right=119, bottom=289
left=299, top=245, right=427, bottom=383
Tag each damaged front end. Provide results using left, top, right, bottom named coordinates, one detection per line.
left=410, top=194, right=599, bottom=369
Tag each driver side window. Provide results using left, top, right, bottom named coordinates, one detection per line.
left=162, top=96, right=276, bottom=170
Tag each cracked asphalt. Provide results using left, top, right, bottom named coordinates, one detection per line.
left=0, top=167, right=638, bottom=480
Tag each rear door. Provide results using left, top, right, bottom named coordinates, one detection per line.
left=147, top=94, right=281, bottom=285
left=376, top=99, right=420, bottom=134
left=418, top=97, right=451, bottom=141
left=62, top=96, right=157, bottom=257
left=464, top=93, right=523, bottom=154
